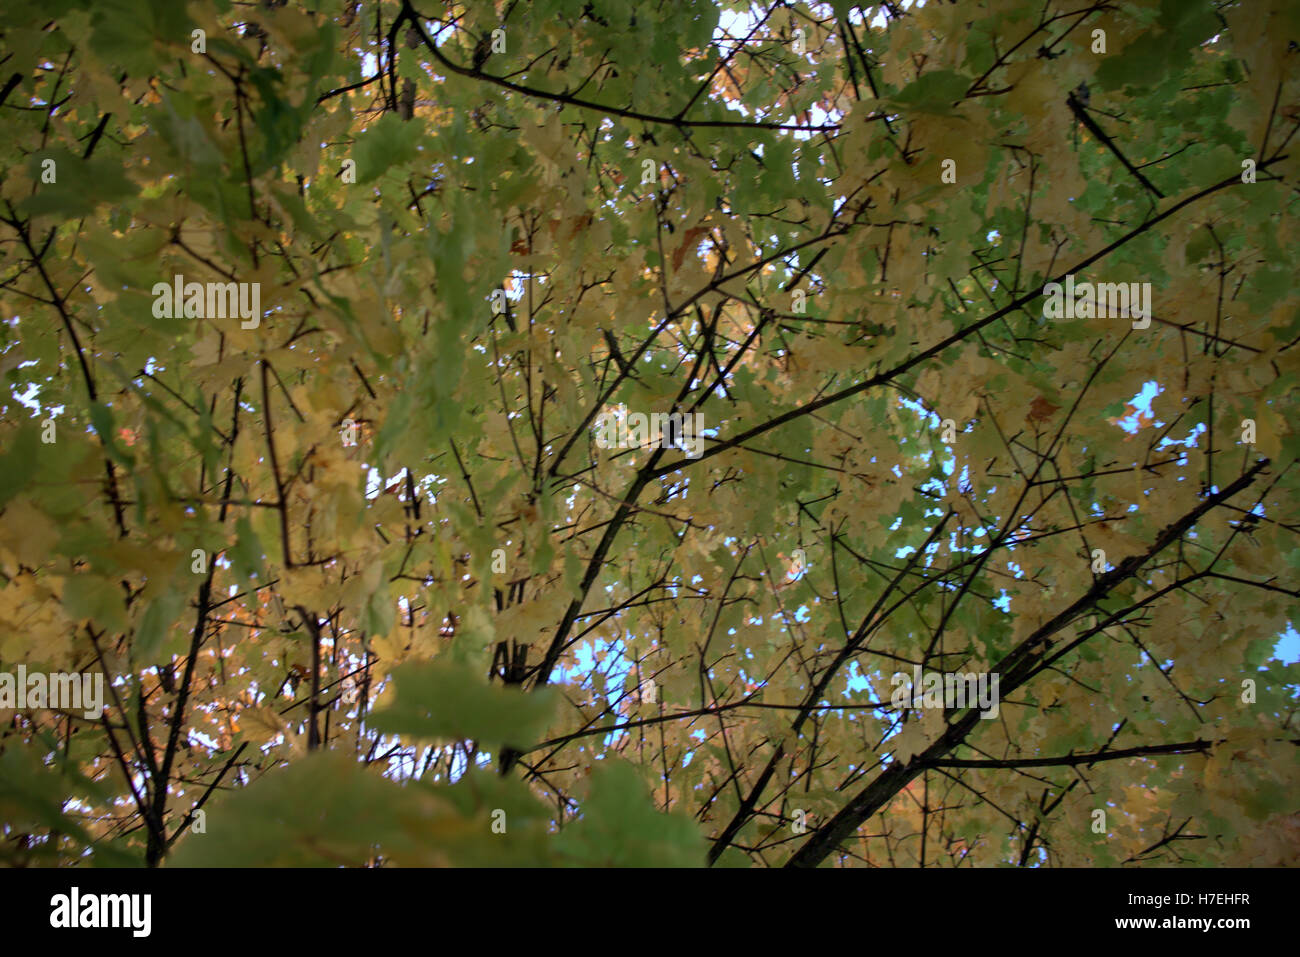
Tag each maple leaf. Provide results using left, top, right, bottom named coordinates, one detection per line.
left=0, top=0, right=1293, bottom=874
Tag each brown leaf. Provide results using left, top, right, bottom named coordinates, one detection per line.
left=1027, top=395, right=1060, bottom=424
left=672, top=226, right=710, bottom=270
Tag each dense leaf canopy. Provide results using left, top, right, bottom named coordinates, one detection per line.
left=1, top=0, right=1298, bottom=868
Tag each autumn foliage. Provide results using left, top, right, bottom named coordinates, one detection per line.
left=1, top=0, right=1298, bottom=868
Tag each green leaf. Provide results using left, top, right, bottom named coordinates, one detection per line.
left=19, top=151, right=138, bottom=219
left=1183, top=225, right=1215, bottom=265
left=63, top=573, right=126, bottom=634
left=552, top=760, right=707, bottom=867
left=134, top=590, right=185, bottom=664
left=167, top=751, right=424, bottom=867
left=229, top=515, right=266, bottom=584
left=352, top=113, right=423, bottom=184
left=368, top=659, right=559, bottom=750
left=888, top=70, right=970, bottom=114
left=0, top=422, right=40, bottom=508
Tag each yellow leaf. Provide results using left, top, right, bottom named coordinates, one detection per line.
left=239, top=706, right=287, bottom=746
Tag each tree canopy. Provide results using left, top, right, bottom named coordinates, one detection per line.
left=1, top=0, right=1298, bottom=868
